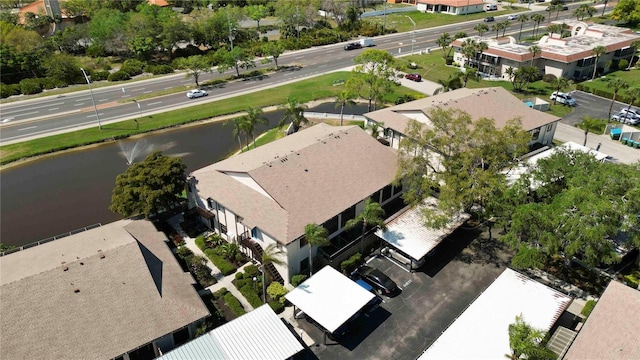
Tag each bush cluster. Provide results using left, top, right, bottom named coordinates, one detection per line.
left=239, top=285, right=264, bottom=308
left=147, top=64, right=174, bottom=75
left=340, top=253, right=362, bottom=274
left=542, top=74, right=557, bottom=83
left=269, top=300, right=285, bottom=314
left=581, top=299, right=597, bottom=317
left=121, top=59, right=146, bottom=76
left=576, top=82, right=635, bottom=104
left=0, top=83, right=21, bottom=98
left=175, top=246, right=216, bottom=287
left=213, top=287, right=228, bottom=299
left=223, top=292, right=246, bottom=316
left=19, top=78, right=44, bottom=95
left=267, top=281, right=288, bottom=304
left=90, top=70, right=110, bottom=82
left=107, top=71, right=131, bottom=82
left=290, top=274, right=308, bottom=287
left=204, top=248, right=237, bottom=275
left=195, top=235, right=207, bottom=251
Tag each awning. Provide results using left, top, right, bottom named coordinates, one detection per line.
left=376, top=198, right=470, bottom=261
left=285, top=266, right=375, bottom=334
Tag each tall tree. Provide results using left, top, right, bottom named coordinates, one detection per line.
left=335, top=90, right=356, bottom=126
left=576, top=116, right=606, bottom=146
left=110, top=151, right=187, bottom=218
left=242, top=106, right=268, bottom=149
left=396, top=108, right=530, bottom=227
left=345, top=199, right=386, bottom=254
left=245, top=4, right=269, bottom=32
left=455, top=67, right=480, bottom=87
left=528, top=45, right=541, bottom=66
left=304, top=223, right=329, bottom=276
left=499, top=20, right=511, bottom=37
left=505, top=66, right=539, bottom=92
left=214, top=46, right=256, bottom=77
left=628, top=40, right=640, bottom=70
left=278, top=97, right=309, bottom=133
left=517, top=14, right=529, bottom=41
left=225, top=117, right=247, bottom=151
left=550, top=77, right=573, bottom=105
left=610, top=0, right=640, bottom=27
left=347, top=49, right=397, bottom=111
left=531, top=14, right=545, bottom=37
left=491, top=23, right=500, bottom=39
left=261, top=41, right=285, bottom=69
left=260, top=243, right=285, bottom=302
left=591, top=45, right=607, bottom=79
left=474, top=24, right=489, bottom=37
left=436, top=32, right=453, bottom=59
left=176, top=55, right=211, bottom=86
left=606, top=78, right=629, bottom=119
left=435, top=75, right=462, bottom=94
left=507, top=315, right=556, bottom=360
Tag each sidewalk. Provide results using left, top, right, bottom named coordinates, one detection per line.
left=553, top=123, right=640, bottom=164
left=167, top=214, right=315, bottom=346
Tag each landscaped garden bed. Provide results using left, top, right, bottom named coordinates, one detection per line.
left=213, top=287, right=246, bottom=319
left=194, top=233, right=248, bottom=276
left=175, top=246, right=217, bottom=288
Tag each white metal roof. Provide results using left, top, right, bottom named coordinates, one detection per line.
left=418, top=268, right=572, bottom=360
left=376, top=198, right=470, bottom=261
left=284, top=266, right=375, bottom=333
left=158, top=304, right=303, bottom=360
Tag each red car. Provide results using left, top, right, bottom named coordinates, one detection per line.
left=405, top=73, right=421, bottom=82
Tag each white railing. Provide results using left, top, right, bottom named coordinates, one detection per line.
left=303, top=112, right=366, bottom=121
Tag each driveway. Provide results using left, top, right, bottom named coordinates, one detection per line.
left=293, top=229, right=510, bottom=360
left=561, top=90, right=632, bottom=126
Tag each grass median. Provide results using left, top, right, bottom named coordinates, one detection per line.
left=0, top=72, right=421, bottom=166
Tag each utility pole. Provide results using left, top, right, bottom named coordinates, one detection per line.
left=80, top=68, right=101, bottom=130
left=404, top=15, right=416, bottom=55
left=296, top=5, right=300, bottom=40
left=383, top=2, right=387, bottom=33
left=226, top=6, right=234, bottom=50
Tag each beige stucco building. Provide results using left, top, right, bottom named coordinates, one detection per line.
left=417, top=0, right=485, bottom=15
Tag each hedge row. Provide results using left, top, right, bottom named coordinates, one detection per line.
left=239, top=284, right=264, bottom=309
left=204, top=248, right=238, bottom=276
left=269, top=300, right=285, bottom=314
left=576, top=82, right=636, bottom=105
left=195, top=235, right=207, bottom=251
left=223, top=292, right=246, bottom=316
left=340, top=253, right=362, bottom=274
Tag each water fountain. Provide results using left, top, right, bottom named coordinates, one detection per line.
left=117, top=139, right=153, bottom=165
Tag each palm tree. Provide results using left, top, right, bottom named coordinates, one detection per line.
left=550, top=77, right=573, bottom=105
left=628, top=40, right=640, bottom=70
left=335, top=90, right=356, bottom=126
left=528, top=45, right=541, bottom=66
left=345, top=199, right=386, bottom=254
left=225, top=117, right=247, bottom=152
left=278, top=97, right=309, bottom=133
left=304, top=223, right=329, bottom=276
left=259, top=243, right=285, bottom=302
left=606, top=78, right=629, bottom=119
left=531, top=14, right=545, bottom=38
left=591, top=45, right=607, bottom=80
left=435, top=75, right=462, bottom=94
left=576, top=116, right=606, bottom=146
left=455, top=67, right=480, bottom=87
left=517, top=14, right=529, bottom=41
left=499, top=20, right=510, bottom=38
left=436, top=32, right=453, bottom=59
left=474, top=23, right=489, bottom=37
left=491, top=23, right=500, bottom=39
left=622, top=87, right=640, bottom=123
left=365, top=121, right=384, bottom=138
left=242, top=106, right=268, bottom=149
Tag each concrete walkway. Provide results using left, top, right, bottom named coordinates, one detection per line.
left=554, top=122, right=640, bottom=164
left=167, top=214, right=315, bottom=346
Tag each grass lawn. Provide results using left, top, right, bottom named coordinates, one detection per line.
left=0, top=72, right=422, bottom=165
left=385, top=9, right=524, bottom=33
left=577, top=68, right=640, bottom=99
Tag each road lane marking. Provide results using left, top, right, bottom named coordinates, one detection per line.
left=18, top=126, right=37, bottom=131
left=18, top=111, right=39, bottom=116
left=49, top=108, right=59, bottom=111
left=86, top=113, right=105, bottom=118
left=147, top=101, right=162, bottom=106
left=99, top=98, right=109, bottom=102
left=76, top=97, right=91, bottom=101
left=164, top=87, right=173, bottom=90
left=74, top=103, right=85, bottom=106
left=143, top=91, right=152, bottom=94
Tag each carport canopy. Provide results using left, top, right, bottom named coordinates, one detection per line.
left=285, top=266, right=375, bottom=334
left=376, top=197, right=470, bottom=262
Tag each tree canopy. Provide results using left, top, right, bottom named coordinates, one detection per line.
left=507, top=314, right=555, bottom=360
left=110, top=151, right=187, bottom=218
left=610, top=0, right=640, bottom=26
left=396, top=108, right=530, bottom=227
left=347, top=49, right=397, bottom=111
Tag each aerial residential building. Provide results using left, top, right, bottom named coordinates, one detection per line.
left=0, top=219, right=210, bottom=360
left=187, top=123, right=402, bottom=284
left=416, top=0, right=485, bottom=15
left=452, top=20, right=640, bottom=80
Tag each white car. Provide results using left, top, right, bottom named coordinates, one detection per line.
left=550, top=91, right=576, bottom=106
left=612, top=112, right=640, bottom=125
left=620, top=107, right=640, bottom=119
left=186, top=89, right=208, bottom=99
left=507, top=14, right=518, bottom=20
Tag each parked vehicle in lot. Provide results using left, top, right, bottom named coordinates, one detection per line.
left=355, top=265, right=400, bottom=296
left=186, top=89, right=208, bottom=99
left=507, top=14, right=518, bottom=20
left=485, top=4, right=497, bottom=10
left=611, top=112, right=640, bottom=125
left=355, top=279, right=383, bottom=310
left=344, top=42, right=362, bottom=51
left=550, top=91, right=576, bottom=106
left=405, top=73, right=422, bottom=82
left=620, top=107, right=640, bottom=119
left=484, top=16, right=495, bottom=22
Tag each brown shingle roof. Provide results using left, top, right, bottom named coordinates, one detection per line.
left=564, top=281, right=640, bottom=359
left=192, top=124, right=399, bottom=244
left=0, top=219, right=209, bottom=360
left=365, top=87, right=559, bottom=134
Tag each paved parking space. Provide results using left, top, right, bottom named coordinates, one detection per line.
left=294, top=229, right=510, bottom=360
left=561, top=90, right=632, bottom=126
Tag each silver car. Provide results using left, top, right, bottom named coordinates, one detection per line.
left=611, top=112, right=640, bottom=125
left=186, top=89, right=208, bottom=99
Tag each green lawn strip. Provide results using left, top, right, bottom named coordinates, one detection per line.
left=0, top=72, right=421, bottom=165
left=386, top=9, right=523, bottom=33
left=576, top=69, right=640, bottom=103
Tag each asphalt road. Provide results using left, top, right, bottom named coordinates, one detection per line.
left=0, top=4, right=592, bottom=144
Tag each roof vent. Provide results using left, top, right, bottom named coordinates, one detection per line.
left=304, top=169, right=309, bottom=172
left=80, top=262, right=84, bottom=265
left=73, top=288, right=80, bottom=293
left=63, top=266, right=69, bottom=272
left=99, top=254, right=106, bottom=259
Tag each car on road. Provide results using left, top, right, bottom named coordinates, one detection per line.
left=355, top=265, right=400, bottom=296
left=547, top=5, right=568, bottom=10
left=186, top=89, right=208, bottom=99
left=550, top=91, right=577, bottom=106
left=611, top=112, right=640, bottom=125
left=507, top=14, right=518, bottom=20
left=344, top=42, right=362, bottom=51
left=620, top=107, right=640, bottom=119
left=405, top=73, right=422, bottom=82
left=484, top=16, right=495, bottom=22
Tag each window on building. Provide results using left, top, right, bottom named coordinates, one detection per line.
left=340, top=205, right=356, bottom=228
left=206, top=197, right=214, bottom=209
left=382, top=184, right=393, bottom=202
left=173, top=327, right=190, bottom=347
left=300, top=257, right=309, bottom=275
left=546, top=123, right=553, bottom=132
left=323, top=215, right=339, bottom=234
left=369, top=190, right=381, bottom=204
left=531, top=128, right=541, bottom=140
left=300, top=235, right=308, bottom=248
left=220, top=223, right=227, bottom=235
left=251, top=228, right=258, bottom=238
left=393, top=183, right=403, bottom=195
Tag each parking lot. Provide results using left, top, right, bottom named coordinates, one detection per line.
left=561, top=90, right=632, bottom=126
left=293, top=229, right=511, bottom=360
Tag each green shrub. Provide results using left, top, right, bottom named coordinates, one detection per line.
left=581, top=299, right=596, bottom=317
left=239, top=284, right=264, bottom=308
left=147, top=64, right=174, bottom=75
left=176, top=246, right=194, bottom=259
left=201, top=79, right=227, bottom=87
left=236, top=277, right=251, bottom=289
left=0, top=83, right=21, bottom=98
left=542, top=73, right=557, bottom=83
left=213, top=287, right=228, bottom=299
left=195, top=235, right=207, bottom=251
left=107, top=71, right=131, bottom=82
left=121, top=59, right=145, bottom=76
left=243, top=264, right=260, bottom=278
left=91, top=70, right=110, bottom=81
left=267, top=281, right=288, bottom=304
left=204, top=248, right=237, bottom=275
left=86, top=44, right=105, bottom=57
left=235, top=272, right=244, bottom=281
left=269, top=300, right=285, bottom=314
left=19, top=78, right=43, bottom=95
left=291, top=274, right=308, bottom=287
left=618, top=59, right=629, bottom=70
left=223, top=292, right=246, bottom=316
left=624, top=271, right=640, bottom=289
left=340, top=253, right=362, bottom=274
left=445, top=56, right=453, bottom=65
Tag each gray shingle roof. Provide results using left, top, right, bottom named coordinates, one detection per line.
left=365, top=87, right=559, bottom=134
left=192, top=123, right=399, bottom=244
left=0, top=219, right=210, bottom=360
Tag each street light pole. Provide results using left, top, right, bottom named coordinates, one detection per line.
left=132, top=99, right=141, bottom=129
left=404, top=15, right=416, bottom=55
left=226, top=7, right=234, bottom=50
left=80, top=68, right=101, bottom=130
